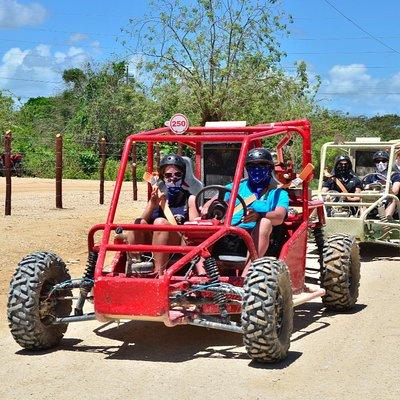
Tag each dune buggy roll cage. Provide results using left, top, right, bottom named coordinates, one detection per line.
left=87, top=120, right=313, bottom=277
left=317, top=140, right=400, bottom=246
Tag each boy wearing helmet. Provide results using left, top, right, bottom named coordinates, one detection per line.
left=202, top=147, right=289, bottom=258
left=127, top=154, right=197, bottom=274
left=322, top=155, right=362, bottom=206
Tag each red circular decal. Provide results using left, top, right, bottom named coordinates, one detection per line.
left=169, top=114, right=189, bottom=134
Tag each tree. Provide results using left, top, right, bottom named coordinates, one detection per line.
left=123, top=0, right=318, bottom=124
left=0, top=91, right=15, bottom=138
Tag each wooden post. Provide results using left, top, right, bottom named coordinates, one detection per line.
left=177, top=143, right=183, bottom=156
left=99, top=138, right=106, bottom=204
left=131, top=142, right=137, bottom=201
left=55, top=134, right=63, bottom=209
left=4, top=130, right=12, bottom=216
left=155, top=142, right=160, bottom=167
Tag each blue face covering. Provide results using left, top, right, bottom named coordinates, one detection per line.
left=165, top=178, right=183, bottom=200
left=246, top=165, right=272, bottom=198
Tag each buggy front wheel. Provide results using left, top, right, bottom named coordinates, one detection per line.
left=7, top=252, right=72, bottom=350
left=241, top=257, right=293, bottom=363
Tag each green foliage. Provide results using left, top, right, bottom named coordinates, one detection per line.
left=104, top=158, right=145, bottom=182
left=79, top=150, right=99, bottom=175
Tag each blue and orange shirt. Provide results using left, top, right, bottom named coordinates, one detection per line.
left=225, top=179, right=289, bottom=229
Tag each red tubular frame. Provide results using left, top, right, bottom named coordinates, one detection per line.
left=91, top=119, right=321, bottom=320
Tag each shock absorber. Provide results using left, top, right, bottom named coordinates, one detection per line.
left=74, top=251, right=98, bottom=316
left=204, top=257, right=228, bottom=319
left=312, top=226, right=325, bottom=271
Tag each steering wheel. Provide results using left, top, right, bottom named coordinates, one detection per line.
left=195, top=185, right=247, bottom=226
left=361, top=173, right=389, bottom=190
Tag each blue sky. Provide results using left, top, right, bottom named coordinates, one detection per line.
left=0, top=0, right=399, bottom=116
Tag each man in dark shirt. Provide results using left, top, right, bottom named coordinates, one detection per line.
left=322, top=155, right=362, bottom=199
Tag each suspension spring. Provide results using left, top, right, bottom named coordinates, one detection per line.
left=74, top=251, right=98, bottom=316
left=204, top=257, right=228, bottom=318
left=313, top=227, right=325, bottom=271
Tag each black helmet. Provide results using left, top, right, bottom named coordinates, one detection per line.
left=245, top=148, right=274, bottom=167
left=333, top=155, right=352, bottom=177
left=373, top=150, right=389, bottom=162
left=158, top=154, right=186, bottom=177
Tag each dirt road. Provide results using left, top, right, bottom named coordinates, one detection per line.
left=0, top=178, right=399, bottom=400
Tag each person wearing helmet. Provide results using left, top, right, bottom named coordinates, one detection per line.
left=202, top=147, right=289, bottom=258
left=363, top=150, right=400, bottom=219
left=127, top=154, right=197, bottom=274
left=322, top=155, right=362, bottom=207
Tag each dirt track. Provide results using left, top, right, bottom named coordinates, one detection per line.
left=0, top=177, right=399, bottom=400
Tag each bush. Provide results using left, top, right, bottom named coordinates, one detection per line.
left=79, top=150, right=99, bottom=175
left=104, top=158, right=145, bottom=181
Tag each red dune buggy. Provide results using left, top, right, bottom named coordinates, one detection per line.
left=8, top=119, right=361, bottom=363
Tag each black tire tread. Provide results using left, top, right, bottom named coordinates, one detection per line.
left=321, top=234, right=361, bottom=310
left=7, top=252, right=72, bottom=349
left=241, top=257, right=293, bottom=363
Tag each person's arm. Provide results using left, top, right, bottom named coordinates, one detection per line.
left=346, top=187, right=362, bottom=202
left=242, top=206, right=287, bottom=226
left=188, top=195, right=199, bottom=221
left=243, top=189, right=289, bottom=226
left=140, top=185, right=162, bottom=222
left=265, top=206, right=287, bottom=225
left=199, top=195, right=218, bottom=217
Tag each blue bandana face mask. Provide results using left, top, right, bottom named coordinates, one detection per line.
left=165, top=178, right=183, bottom=199
left=246, top=165, right=272, bottom=199
left=247, top=165, right=272, bottom=184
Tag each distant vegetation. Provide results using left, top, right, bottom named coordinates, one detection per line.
left=0, top=0, right=399, bottom=180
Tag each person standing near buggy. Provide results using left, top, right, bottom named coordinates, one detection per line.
left=127, top=154, right=197, bottom=274
left=202, top=148, right=289, bottom=259
left=321, top=155, right=362, bottom=214
left=363, top=150, right=400, bottom=219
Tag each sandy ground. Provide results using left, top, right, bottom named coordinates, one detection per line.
left=0, top=177, right=399, bottom=400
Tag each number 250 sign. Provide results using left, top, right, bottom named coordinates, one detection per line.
left=169, top=114, right=189, bottom=134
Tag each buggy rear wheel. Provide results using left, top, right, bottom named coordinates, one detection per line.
left=7, top=252, right=72, bottom=350
left=321, top=235, right=361, bottom=311
left=241, top=257, right=293, bottom=363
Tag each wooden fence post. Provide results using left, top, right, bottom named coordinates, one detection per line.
left=131, top=142, right=137, bottom=201
left=4, top=130, right=12, bottom=216
left=99, top=138, right=106, bottom=204
left=55, top=134, right=63, bottom=209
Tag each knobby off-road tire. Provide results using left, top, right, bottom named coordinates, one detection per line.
left=241, top=258, right=293, bottom=363
left=321, top=235, right=361, bottom=311
left=8, top=252, right=72, bottom=350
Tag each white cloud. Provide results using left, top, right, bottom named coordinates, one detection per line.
left=319, top=64, right=400, bottom=115
left=68, top=33, right=89, bottom=44
left=0, top=0, right=47, bottom=28
left=0, top=44, right=92, bottom=99
left=325, top=64, right=377, bottom=94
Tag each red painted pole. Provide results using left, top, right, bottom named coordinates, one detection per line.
left=131, top=142, right=137, bottom=201
left=55, top=134, right=63, bottom=209
left=4, top=130, right=12, bottom=216
left=99, top=138, right=106, bottom=204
